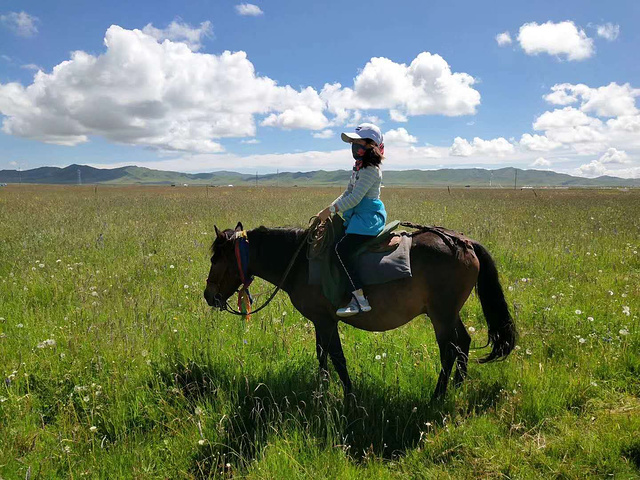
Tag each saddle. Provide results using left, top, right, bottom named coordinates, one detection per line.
left=308, top=216, right=413, bottom=307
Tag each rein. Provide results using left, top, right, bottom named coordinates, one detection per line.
left=219, top=217, right=320, bottom=318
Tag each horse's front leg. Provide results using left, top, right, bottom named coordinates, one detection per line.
left=314, top=320, right=352, bottom=395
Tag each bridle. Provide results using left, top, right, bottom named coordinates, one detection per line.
left=206, top=218, right=319, bottom=318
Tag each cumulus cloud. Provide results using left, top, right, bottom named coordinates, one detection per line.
left=520, top=133, right=562, bottom=151
left=0, top=27, right=484, bottom=154
left=235, top=4, right=264, bottom=16
left=0, top=11, right=38, bottom=37
left=596, top=23, right=620, bottom=41
left=0, top=26, right=330, bottom=152
left=544, top=82, right=639, bottom=117
left=517, top=21, right=594, bottom=61
left=321, top=52, right=480, bottom=119
left=389, top=109, right=407, bottom=122
left=384, top=128, right=418, bottom=145
left=531, top=157, right=551, bottom=167
left=577, top=160, right=606, bottom=177
left=599, top=147, right=630, bottom=164
left=450, top=137, right=514, bottom=157
left=312, top=129, right=334, bottom=139
left=495, top=31, right=512, bottom=46
left=142, top=20, right=212, bottom=51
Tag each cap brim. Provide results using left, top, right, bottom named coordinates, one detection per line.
left=341, top=132, right=362, bottom=143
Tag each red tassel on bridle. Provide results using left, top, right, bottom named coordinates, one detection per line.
left=234, top=231, right=253, bottom=320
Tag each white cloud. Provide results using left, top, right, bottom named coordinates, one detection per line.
left=0, top=28, right=482, bottom=154
left=531, top=157, right=551, bottom=167
left=450, top=137, right=514, bottom=157
left=312, top=129, right=334, bottom=139
left=520, top=133, right=562, bottom=151
left=517, top=21, right=594, bottom=61
left=20, top=64, right=40, bottom=71
left=321, top=52, right=480, bottom=119
left=596, top=23, right=620, bottom=41
left=389, top=109, right=407, bottom=122
left=533, top=107, right=601, bottom=130
left=544, top=82, right=639, bottom=117
left=495, top=31, right=512, bottom=46
left=235, top=4, right=264, bottom=16
left=577, top=160, right=606, bottom=177
left=241, top=139, right=260, bottom=144
left=262, top=105, right=329, bottom=130
left=0, top=11, right=38, bottom=37
left=599, top=147, right=630, bottom=164
left=384, top=128, right=418, bottom=145
left=142, top=20, right=212, bottom=52
left=0, top=25, right=332, bottom=152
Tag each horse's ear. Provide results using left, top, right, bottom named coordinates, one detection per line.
left=235, top=222, right=244, bottom=232
left=214, top=225, right=222, bottom=238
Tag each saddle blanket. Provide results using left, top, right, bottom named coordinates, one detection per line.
left=308, top=233, right=412, bottom=305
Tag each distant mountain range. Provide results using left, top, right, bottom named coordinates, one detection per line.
left=1, top=164, right=638, bottom=187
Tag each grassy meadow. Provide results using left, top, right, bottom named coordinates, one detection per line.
left=0, top=184, right=639, bottom=479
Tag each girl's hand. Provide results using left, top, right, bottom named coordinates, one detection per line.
left=317, top=207, right=331, bottom=222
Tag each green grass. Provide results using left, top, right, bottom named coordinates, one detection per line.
left=0, top=185, right=638, bottom=479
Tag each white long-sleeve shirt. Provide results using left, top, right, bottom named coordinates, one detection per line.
left=333, top=165, right=382, bottom=212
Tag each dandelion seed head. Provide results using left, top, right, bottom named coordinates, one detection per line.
left=575, top=310, right=582, bottom=315
left=468, top=326, right=476, bottom=333
left=375, top=355, right=381, bottom=360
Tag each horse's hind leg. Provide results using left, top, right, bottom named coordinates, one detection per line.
left=429, top=310, right=462, bottom=400
left=453, top=315, right=471, bottom=388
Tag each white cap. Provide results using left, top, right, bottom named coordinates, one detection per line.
left=341, top=123, right=383, bottom=146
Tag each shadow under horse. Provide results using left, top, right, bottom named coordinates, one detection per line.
left=204, top=221, right=516, bottom=400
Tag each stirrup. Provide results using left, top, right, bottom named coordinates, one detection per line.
left=336, top=295, right=371, bottom=317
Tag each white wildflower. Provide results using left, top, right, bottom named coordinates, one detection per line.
left=525, top=348, right=532, bottom=355
left=183, top=284, right=189, bottom=289
left=575, top=310, right=582, bottom=315
left=619, top=328, right=629, bottom=336
left=170, top=265, right=175, bottom=269
left=198, top=439, right=206, bottom=445
left=39, top=264, right=44, bottom=268
left=36, top=338, right=56, bottom=348
left=578, top=338, right=586, bottom=344
left=91, top=291, right=99, bottom=297
left=587, top=316, right=594, bottom=322
left=375, top=355, right=381, bottom=360
left=622, top=306, right=630, bottom=316
left=468, top=326, right=476, bottom=333
left=89, top=426, right=97, bottom=432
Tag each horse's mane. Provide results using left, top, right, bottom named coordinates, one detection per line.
left=209, top=225, right=307, bottom=254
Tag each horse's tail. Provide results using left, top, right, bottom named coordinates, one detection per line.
left=472, top=241, right=517, bottom=363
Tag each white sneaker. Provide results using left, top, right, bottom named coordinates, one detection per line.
left=336, top=294, right=372, bottom=317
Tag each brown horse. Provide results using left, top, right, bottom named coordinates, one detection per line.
left=204, top=222, right=516, bottom=400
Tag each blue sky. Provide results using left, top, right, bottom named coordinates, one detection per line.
left=1, top=0, right=639, bottom=177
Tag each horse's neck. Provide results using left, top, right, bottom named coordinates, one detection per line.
left=247, top=227, right=304, bottom=291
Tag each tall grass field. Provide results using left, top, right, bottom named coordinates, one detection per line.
left=1, top=185, right=638, bottom=479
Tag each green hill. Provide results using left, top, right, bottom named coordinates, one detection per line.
left=1, top=164, right=638, bottom=187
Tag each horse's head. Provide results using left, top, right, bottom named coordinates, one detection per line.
left=204, top=222, right=244, bottom=310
